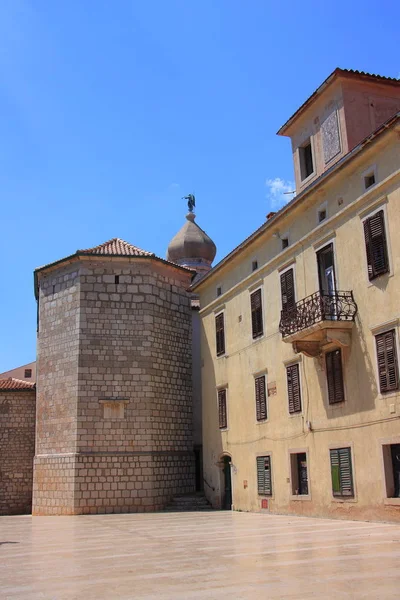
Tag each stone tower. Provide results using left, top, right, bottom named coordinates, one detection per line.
left=167, top=208, right=216, bottom=490
left=33, top=238, right=195, bottom=515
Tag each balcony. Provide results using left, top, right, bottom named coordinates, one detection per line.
left=279, top=290, right=358, bottom=357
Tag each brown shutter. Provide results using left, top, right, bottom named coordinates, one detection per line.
left=363, top=210, right=389, bottom=280
left=215, top=313, right=225, bottom=356
left=326, top=349, right=345, bottom=404
left=218, top=389, right=227, bottom=429
left=251, top=289, right=263, bottom=338
left=280, top=269, right=295, bottom=312
left=286, top=363, right=301, bottom=414
left=255, top=375, right=267, bottom=421
left=375, top=330, right=399, bottom=393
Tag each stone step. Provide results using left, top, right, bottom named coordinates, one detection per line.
left=164, top=493, right=214, bottom=512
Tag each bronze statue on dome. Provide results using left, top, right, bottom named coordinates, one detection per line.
left=183, top=194, right=196, bottom=213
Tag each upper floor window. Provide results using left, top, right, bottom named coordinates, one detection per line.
left=299, top=138, right=314, bottom=181
left=286, top=363, right=302, bottom=414
left=252, top=260, right=258, bottom=272
left=375, top=330, right=399, bottom=393
left=281, top=237, right=289, bottom=250
left=218, top=388, right=227, bottom=429
left=215, top=312, right=225, bottom=357
left=363, top=210, right=389, bottom=281
left=280, top=268, right=295, bottom=313
left=255, top=375, right=267, bottom=421
left=326, top=349, right=345, bottom=404
left=24, top=369, right=32, bottom=378
left=363, top=166, right=377, bottom=191
left=250, top=289, right=263, bottom=339
left=216, top=286, right=222, bottom=297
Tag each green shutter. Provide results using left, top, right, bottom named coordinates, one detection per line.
left=256, top=455, right=272, bottom=496
left=330, top=447, right=354, bottom=497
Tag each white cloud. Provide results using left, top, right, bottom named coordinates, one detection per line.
left=265, top=177, right=296, bottom=210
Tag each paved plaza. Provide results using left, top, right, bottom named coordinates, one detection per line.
left=1, top=511, right=400, bottom=599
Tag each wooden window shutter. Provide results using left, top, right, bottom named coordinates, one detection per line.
left=218, top=389, right=227, bottom=429
left=256, top=456, right=272, bottom=495
left=255, top=375, right=267, bottom=421
left=251, top=289, right=263, bottom=339
left=330, top=447, right=354, bottom=497
left=286, top=363, right=302, bottom=414
left=280, top=269, right=295, bottom=312
left=363, top=210, right=389, bottom=280
left=215, top=313, right=225, bottom=356
left=375, top=330, right=399, bottom=393
left=326, top=349, right=345, bottom=404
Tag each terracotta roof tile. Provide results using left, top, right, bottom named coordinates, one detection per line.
left=0, top=378, right=36, bottom=391
left=78, top=238, right=155, bottom=257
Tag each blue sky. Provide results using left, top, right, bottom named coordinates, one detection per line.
left=0, top=0, right=398, bottom=371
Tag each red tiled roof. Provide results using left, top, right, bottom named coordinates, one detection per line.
left=0, top=378, right=36, bottom=391
left=278, top=68, right=400, bottom=135
left=78, top=238, right=155, bottom=257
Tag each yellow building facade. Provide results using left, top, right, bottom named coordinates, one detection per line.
left=194, top=69, right=400, bottom=522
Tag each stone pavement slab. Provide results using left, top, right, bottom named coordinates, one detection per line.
left=1, top=512, right=400, bottom=599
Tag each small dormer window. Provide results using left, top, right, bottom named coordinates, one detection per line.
left=216, top=286, right=222, bottom=297
left=252, top=260, right=258, bottom=272
left=281, top=237, right=289, bottom=250
left=364, top=173, right=376, bottom=189
left=299, top=138, right=314, bottom=181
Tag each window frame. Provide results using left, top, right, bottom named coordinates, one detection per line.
left=286, top=361, right=302, bottom=415
left=362, top=164, right=377, bottom=192
left=375, top=329, right=399, bottom=394
left=329, top=446, right=355, bottom=499
left=217, top=387, right=228, bottom=430
left=215, top=311, right=226, bottom=357
left=254, top=373, right=268, bottom=423
left=250, top=287, right=264, bottom=340
left=256, top=454, right=273, bottom=497
left=317, top=201, right=328, bottom=224
left=280, top=265, right=296, bottom=314
left=380, top=436, right=400, bottom=505
left=298, top=137, right=315, bottom=183
left=325, top=348, right=345, bottom=405
left=289, top=449, right=311, bottom=500
left=362, top=205, right=391, bottom=282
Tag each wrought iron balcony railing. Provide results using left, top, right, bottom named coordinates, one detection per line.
left=279, top=290, right=358, bottom=339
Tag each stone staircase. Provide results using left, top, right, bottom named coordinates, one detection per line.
left=164, top=492, right=214, bottom=512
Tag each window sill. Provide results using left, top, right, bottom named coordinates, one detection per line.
left=384, top=498, right=400, bottom=506
left=252, top=334, right=265, bottom=343
left=216, top=353, right=228, bottom=360
left=331, top=496, right=357, bottom=503
left=290, top=494, right=311, bottom=502
left=288, top=411, right=303, bottom=418
left=255, top=419, right=268, bottom=425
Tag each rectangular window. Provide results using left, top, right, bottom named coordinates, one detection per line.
left=326, top=349, right=345, bottom=404
left=257, top=455, right=272, bottom=496
left=363, top=210, right=389, bottom=280
left=364, top=173, right=376, bottom=189
left=255, top=375, right=267, bottom=421
left=290, top=452, right=309, bottom=495
left=218, top=389, right=227, bottom=429
left=330, top=447, right=354, bottom=497
left=299, top=139, right=314, bottom=180
left=215, top=313, right=225, bottom=356
left=286, top=363, right=302, bottom=414
left=281, top=237, right=289, bottom=250
left=383, top=444, right=400, bottom=498
left=250, top=289, right=263, bottom=339
left=216, top=286, right=222, bottom=297
left=24, top=369, right=32, bottom=378
left=252, top=260, right=258, bottom=272
left=375, top=330, right=399, bottom=393
left=280, top=268, right=295, bottom=313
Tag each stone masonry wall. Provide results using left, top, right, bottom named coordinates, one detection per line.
left=0, top=390, right=36, bottom=515
left=33, top=257, right=195, bottom=515
left=33, top=265, right=81, bottom=515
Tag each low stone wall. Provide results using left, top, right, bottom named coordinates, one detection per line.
left=0, top=389, right=36, bottom=515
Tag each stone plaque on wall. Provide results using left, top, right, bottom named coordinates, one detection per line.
left=321, top=110, right=341, bottom=164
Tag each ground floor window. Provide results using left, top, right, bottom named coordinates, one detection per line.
left=382, top=443, right=400, bottom=498
left=257, top=455, right=272, bottom=496
left=330, top=447, right=354, bottom=498
left=290, top=452, right=308, bottom=495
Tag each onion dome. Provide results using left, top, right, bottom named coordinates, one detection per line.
left=167, top=212, right=217, bottom=278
